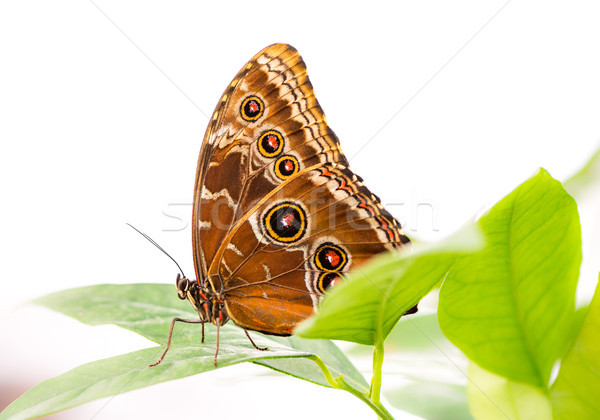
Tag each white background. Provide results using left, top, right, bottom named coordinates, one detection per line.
left=1, top=1, right=599, bottom=419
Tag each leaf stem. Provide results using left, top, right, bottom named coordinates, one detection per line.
left=370, top=341, right=384, bottom=404
left=308, top=355, right=394, bottom=420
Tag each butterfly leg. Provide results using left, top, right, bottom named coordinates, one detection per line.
left=149, top=317, right=205, bottom=368
left=244, top=329, right=269, bottom=351
left=214, top=316, right=221, bottom=367
left=201, top=322, right=205, bottom=343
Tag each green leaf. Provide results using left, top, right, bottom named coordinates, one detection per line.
left=467, top=362, right=552, bottom=420
left=386, top=381, right=473, bottom=420
left=296, top=223, right=483, bottom=346
left=551, top=275, right=600, bottom=419
left=439, top=169, right=581, bottom=388
left=255, top=336, right=368, bottom=391
left=0, top=333, right=307, bottom=420
left=0, top=284, right=366, bottom=420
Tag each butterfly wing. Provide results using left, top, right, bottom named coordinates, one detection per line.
left=211, top=163, right=409, bottom=335
left=192, top=44, right=346, bottom=285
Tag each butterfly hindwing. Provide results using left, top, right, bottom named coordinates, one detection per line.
left=210, top=163, right=408, bottom=335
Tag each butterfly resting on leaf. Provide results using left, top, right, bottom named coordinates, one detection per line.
left=150, top=43, right=417, bottom=368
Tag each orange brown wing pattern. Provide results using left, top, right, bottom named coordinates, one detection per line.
left=192, top=44, right=346, bottom=287
left=211, top=163, right=409, bottom=335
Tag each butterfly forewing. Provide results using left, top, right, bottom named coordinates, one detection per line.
left=193, top=44, right=346, bottom=289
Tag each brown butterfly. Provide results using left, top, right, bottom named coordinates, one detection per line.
left=151, top=43, right=415, bottom=367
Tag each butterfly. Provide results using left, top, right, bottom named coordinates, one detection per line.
left=151, top=43, right=415, bottom=367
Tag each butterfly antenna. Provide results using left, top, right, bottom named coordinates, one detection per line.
left=126, top=223, right=186, bottom=278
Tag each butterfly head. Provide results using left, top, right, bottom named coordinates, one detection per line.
left=175, top=273, right=192, bottom=300
left=174, top=273, right=206, bottom=312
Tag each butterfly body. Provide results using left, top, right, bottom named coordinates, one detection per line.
left=152, top=43, right=413, bottom=366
